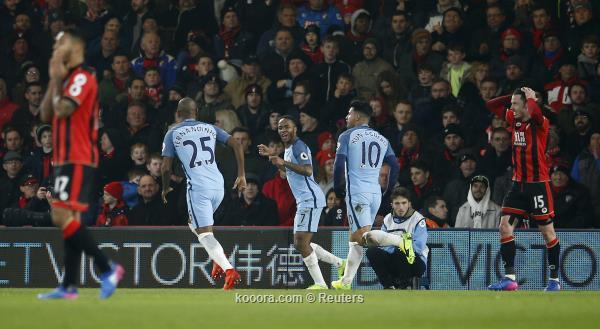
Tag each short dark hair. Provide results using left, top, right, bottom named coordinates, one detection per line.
left=279, top=114, right=298, bottom=127
left=61, top=28, right=86, bottom=46
left=129, top=77, right=145, bottom=87
left=424, top=195, right=444, bottom=210
left=322, top=35, right=339, bottom=46
left=531, top=5, right=549, bottom=15
left=447, top=43, right=465, bottom=53
left=391, top=187, right=412, bottom=202
left=481, top=77, right=498, bottom=86
left=337, top=72, right=354, bottom=85
left=512, top=88, right=526, bottom=102
left=25, top=81, right=43, bottom=92
left=231, top=126, right=251, bottom=136
left=294, top=80, right=312, bottom=95
left=491, top=127, right=510, bottom=137
left=582, top=35, right=600, bottom=47
left=409, top=159, right=430, bottom=172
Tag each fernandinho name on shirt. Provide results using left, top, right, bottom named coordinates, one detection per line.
left=173, top=125, right=216, bottom=147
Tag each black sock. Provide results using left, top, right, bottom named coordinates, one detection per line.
left=500, top=237, right=516, bottom=276
left=61, top=238, right=80, bottom=288
left=67, top=224, right=111, bottom=274
left=547, top=239, right=560, bottom=279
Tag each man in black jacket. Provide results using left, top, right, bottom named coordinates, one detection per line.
left=550, top=163, right=592, bottom=228
left=221, top=174, right=278, bottom=226
left=128, top=175, right=171, bottom=225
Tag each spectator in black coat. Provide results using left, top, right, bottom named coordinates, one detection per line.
left=23, top=124, right=53, bottom=186
left=479, top=127, right=512, bottom=188
left=260, top=27, right=296, bottom=83
left=443, top=153, right=479, bottom=226
left=550, top=163, right=592, bottom=228
left=0, top=151, right=28, bottom=214
left=221, top=174, right=279, bottom=226
left=408, top=160, right=442, bottom=212
left=128, top=175, right=171, bottom=225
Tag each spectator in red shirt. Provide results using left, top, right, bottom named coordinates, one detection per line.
left=97, top=181, right=129, bottom=227
left=262, top=169, right=296, bottom=226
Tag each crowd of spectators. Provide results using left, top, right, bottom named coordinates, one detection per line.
left=1, top=0, right=599, bottom=229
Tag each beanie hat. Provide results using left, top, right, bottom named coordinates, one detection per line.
left=104, top=181, right=124, bottom=200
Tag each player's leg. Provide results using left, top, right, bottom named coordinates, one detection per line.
left=489, top=184, right=527, bottom=290
left=333, top=193, right=377, bottom=288
left=388, top=250, right=426, bottom=289
left=362, top=230, right=402, bottom=247
left=188, top=189, right=238, bottom=289
left=539, top=221, right=561, bottom=291
left=533, top=182, right=560, bottom=291
left=365, top=247, right=395, bottom=289
left=38, top=207, right=80, bottom=299
left=294, top=208, right=327, bottom=288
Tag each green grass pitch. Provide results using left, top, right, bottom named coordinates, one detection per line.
left=1, top=289, right=599, bottom=329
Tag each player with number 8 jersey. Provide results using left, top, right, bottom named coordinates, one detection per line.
left=37, top=29, right=123, bottom=300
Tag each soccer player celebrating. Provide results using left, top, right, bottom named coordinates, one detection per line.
left=258, top=116, right=345, bottom=289
left=161, top=97, right=246, bottom=290
left=38, top=29, right=124, bottom=299
left=487, top=87, right=561, bottom=291
left=331, top=101, right=399, bottom=290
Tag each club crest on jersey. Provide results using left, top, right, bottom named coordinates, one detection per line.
left=300, top=152, right=309, bottom=161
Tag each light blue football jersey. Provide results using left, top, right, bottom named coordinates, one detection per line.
left=336, top=124, right=394, bottom=195
left=283, top=138, right=326, bottom=209
left=162, top=119, right=230, bottom=190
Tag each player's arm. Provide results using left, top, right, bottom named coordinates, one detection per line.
left=485, top=94, right=511, bottom=118
left=382, top=144, right=399, bottom=195
left=280, top=160, right=312, bottom=176
left=226, top=136, right=246, bottom=191
left=521, top=87, right=544, bottom=125
left=160, top=130, right=176, bottom=203
left=277, top=142, right=313, bottom=176
left=40, top=79, right=58, bottom=123
left=160, top=156, right=174, bottom=203
left=333, top=133, right=349, bottom=198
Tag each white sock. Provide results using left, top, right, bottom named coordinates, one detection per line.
left=197, top=232, right=233, bottom=271
left=363, top=230, right=402, bottom=247
left=341, top=242, right=363, bottom=285
left=303, top=251, right=326, bottom=287
left=505, top=274, right=516, bottom=281
left=310, top=243, right=343, bottom=267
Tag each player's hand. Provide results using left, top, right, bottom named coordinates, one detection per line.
left=257, top=144, right=272, bottom=157
left=162, top=187, right=173, bottom=204
left=36, top=187, right=47, bottom=200
left=521, top=87, right=538, bottom=101
left=233, top=176, right=246, bottom=195
left=268, top=155, right=284, bottom=167
left=49, top=52, right=67, bottom=81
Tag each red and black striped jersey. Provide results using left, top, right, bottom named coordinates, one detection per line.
left=53, top=65, right=100, bottom=167
left=505, top=99, right=550, bottom=183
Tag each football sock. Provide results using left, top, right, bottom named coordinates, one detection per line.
left=547, top=238, right=560, bottom=279
left=62, top=237, right=80, bottom=288
left=500, top=236, right=516, bottom=277
left=310, top=243, right=343, bottom=267
left=303, top=251, right=326, bottom=287
left=198, top=232, right=233, bottom=271
left=341, top=242, right=363, bottom=285
left=64, top=220, right=111, bottom=274
left=363, top=230, right=402, bottom=247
